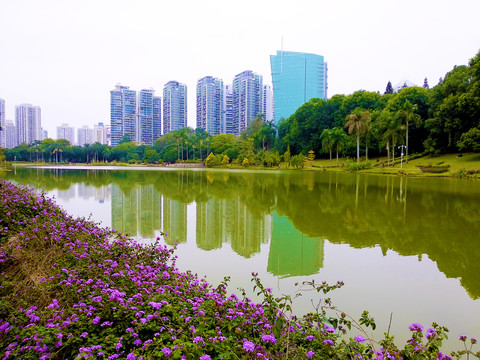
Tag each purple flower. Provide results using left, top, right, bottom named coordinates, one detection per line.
left=243, top=340, right=255, bottom=352
left=307, top=350, right=315, bottom=358
left=162, top=347, right=172, bottom=357
left=148, top=301, right=162, bottom=309
left=126, top=354, right=136, bottom=360
left=471, top=338, right=478, bottom=344
left=354, top=335, right=365, bottom=343
left=199, top=356, right=211, bottom=360
left=426, top=328, right=436, bottom=339
left=323, top=339, right=334, bottom=345
left=92, top=316, right=101, bottom=325
left=261, top=334, right=277, bottom=344
left=409, top=323, right=424, bottom=332
left=306, top=335, right=315, bottom=341
left=324, top=324, right=335, bottom=333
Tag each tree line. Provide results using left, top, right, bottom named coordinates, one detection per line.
left=3, top=50, right=479, bottom=166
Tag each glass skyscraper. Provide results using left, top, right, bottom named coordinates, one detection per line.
left=232, top=70, right=263, bottom=135
left=270, top=51, right=328, bottom=124
left=163, top=81, right=187, bottom=135
left=196, top=76, right=224, bottom=136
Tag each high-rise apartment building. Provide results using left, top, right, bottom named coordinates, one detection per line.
left=163, top=81, right=187, bottom=135
left=0, top=98, right=5, bottom=148
left=77, top=125, right=94, bottom=146
left=137, top=89, right=154, bottom=145
left=15, top=103, right=42, bottom=145
left=110, top=84, right=137, bottom=146
left=270, top=51, right=328, bottom=124
left=223, top=85, right=233, bottom=134
left=153, top=96, right=162, bottom=143
left=263, top=84, right=275, bottom=122
left=5, top=120, right=16, bottom=149
left=232, top=70, right=263, bottom=135
left=57, top=123, right=75, bottom=144
left=224, top=84, right=233, bottom=134
left=137, top=89, right=162, bottom=145
left=94, top=122, right=108, bottom=145
left=196, top=76, right=224, bottom=136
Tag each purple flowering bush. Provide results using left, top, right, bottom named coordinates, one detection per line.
left=0, top=180, right=479, bottom=359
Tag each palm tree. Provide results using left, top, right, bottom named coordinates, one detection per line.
left=320, top=128, right=334, bottom=165
left=331, top=127, right=348, bottom=166
left=395, top=100, right=422, bottom=162
left=345, top=108, right=371, bottom=162
left=381, top=112, right=404, bottom=166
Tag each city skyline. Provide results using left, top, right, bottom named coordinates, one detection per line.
left=1, top=1, right=479, bottom=138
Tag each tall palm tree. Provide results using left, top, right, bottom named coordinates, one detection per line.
left=320, top=128, right=334, bottom=165
left=345, top=108, right=371, bottom=162
left=331, top=127, right=348, bottom=166
left=381, top=113, right=404, bottom=166
left=395, top=100, right=422, bottom=162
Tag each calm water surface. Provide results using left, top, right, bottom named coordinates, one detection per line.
left=3, top=166, right=480, bottom=350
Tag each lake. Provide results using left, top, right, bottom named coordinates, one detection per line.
left=3, top=166, right=480, bottom=351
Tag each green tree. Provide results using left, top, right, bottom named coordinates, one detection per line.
left=457, top=128, right=480, bottom=152
left=379, top=110, right=404, bottom=165
left=395, top=100, right=422, bottom=162
left=331, top=127, right=348, bottom=166
left=423, top=77, right=429, bottom=89
left=119, top=133, right=132, bottom=144
left=384, top=81, right=394, bottom=94
left=283, top=145, right=291, bottom=167
left=205, top=152, right=215, bottom=167
left=144, top=149, right=161, bottom=163
left=345, top=108, right=371, bottom=162
left=221, top=154, right=230, bottom=166
left=320, top=128, right=334, bottom=164
left=290, top=154, right=306, bottom=169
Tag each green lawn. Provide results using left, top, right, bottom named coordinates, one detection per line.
left=308, top=153, right=480, bottom=177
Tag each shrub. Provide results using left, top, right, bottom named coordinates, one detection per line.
left=344, top=160, right=373, bottom=171
left=419, top=164, right=451, bottom=173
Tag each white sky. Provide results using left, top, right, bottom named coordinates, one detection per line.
left=1, top=0, right=479, bottom=139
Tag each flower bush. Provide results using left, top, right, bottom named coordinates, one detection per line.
left=0, top=179, right=478, bottom=359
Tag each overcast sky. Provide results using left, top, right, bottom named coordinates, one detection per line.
left=1, top=0, right=479, bottom=139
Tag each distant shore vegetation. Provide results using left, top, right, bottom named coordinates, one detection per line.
left=1, top=50, right=479, bottom=172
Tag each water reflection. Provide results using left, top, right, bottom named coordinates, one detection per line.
left=3, top=167, right=480, bottom=300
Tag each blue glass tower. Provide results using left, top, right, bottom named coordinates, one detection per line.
left=196, top=76, right=224, bottom=135
left=163, top=81, right=187, bottom=135
left=270, top=51, right=328, bottom=124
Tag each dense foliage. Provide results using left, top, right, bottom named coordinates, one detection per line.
left=2, top=51, right=480, bottom=166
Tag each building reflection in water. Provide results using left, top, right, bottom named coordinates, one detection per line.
left=268, top=211, right=324, bottom=277
left=58, top=183, right=111, bottom=204
left=196, top=197, right=272, bottom=257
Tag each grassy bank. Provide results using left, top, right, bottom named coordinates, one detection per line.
left=307, top=153, right=480, bottom=178
left=4, top=153, right=480, bottom=178
left=0, top=180, right=479, bottom=359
